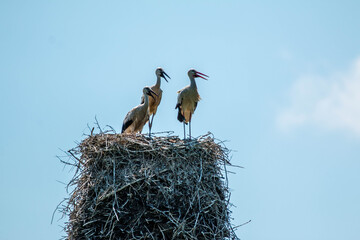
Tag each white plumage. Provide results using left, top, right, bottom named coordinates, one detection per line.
left=122, top=87, right=157, bottom=134
left=141, top=67, right=170, bottom=136
left=176, top=69, right=208, bottom=139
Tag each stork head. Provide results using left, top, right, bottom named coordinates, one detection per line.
left=143, top=87, right=158, bottom=99
left=188, top=69, right=209, bottom=80
left=155, top=67, right=170, bottom=82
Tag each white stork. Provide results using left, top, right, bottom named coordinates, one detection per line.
left=141, top=67, right=170, bottom=136
left=122, top=87, right=157, bottom=134
left=175, top=69, right=208, bottom=139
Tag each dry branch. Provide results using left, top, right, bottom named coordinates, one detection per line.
left=61, top=132, right=238, bottom=240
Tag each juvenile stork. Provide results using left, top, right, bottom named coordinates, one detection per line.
left=122, top=87, right=157, bottom=134
left=141, top=67, right=170, bottom=136
left=175, top=69, right=209, bottom=139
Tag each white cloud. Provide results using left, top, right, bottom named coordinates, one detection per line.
left=277, top=57, right=360, bottom=135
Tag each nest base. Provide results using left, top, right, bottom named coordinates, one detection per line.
left=62, top=133, right=237, bottom=240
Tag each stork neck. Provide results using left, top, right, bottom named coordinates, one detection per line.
left=143, top=94, right=149, bottom=106
left=155, top=76, right=161, bottom=88
left=189, top=76, right=197, bottom=88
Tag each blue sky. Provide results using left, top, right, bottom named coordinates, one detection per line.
left=1, top=1, right=360, bottom=239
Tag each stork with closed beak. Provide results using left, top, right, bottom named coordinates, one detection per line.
left=175, top=69, right=209, bottom=139
left=122, top=87, right=158, bottom=134
left=141, top=67, right=170, bottom=136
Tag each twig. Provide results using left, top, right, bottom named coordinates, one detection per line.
left=233, top=219, right=252, bottom=229
left=94, top=115, right=103, bottom=134
left=67, top=149, right=84, bottom=166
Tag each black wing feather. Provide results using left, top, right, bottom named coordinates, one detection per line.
left=177, top=108, right=185, bottom=122
left=121, top=119, right=133, bottom=133
left=175, top=100, right=185, bottom=123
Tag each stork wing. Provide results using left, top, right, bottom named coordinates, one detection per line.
left=177, top=107, right=185, bottom=122
left=175, top=98, right=185, bottom=122
left=122, top=119, right=133, bottom=133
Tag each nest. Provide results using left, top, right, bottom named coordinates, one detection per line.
left=61, top=132, right=238, bottom=240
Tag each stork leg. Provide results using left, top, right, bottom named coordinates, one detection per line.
left=189, top=121, right=191, bottom=140
left=189, top=113, right=192, bottom=140
left=148, top=114, right=154, bottom=138
left=183, top=122, right=186, bottom=140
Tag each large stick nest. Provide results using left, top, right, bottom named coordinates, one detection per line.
left=61, top=132, right=238, bottom=239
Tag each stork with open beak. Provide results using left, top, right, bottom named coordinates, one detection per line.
left=175, top=69, right=209, bottom=139
left=122, top=87, right=158, bottom=134
left=141, top=67, right=170, bottom=137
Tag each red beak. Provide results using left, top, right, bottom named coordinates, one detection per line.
left=195, top=71, right=209, bottom=80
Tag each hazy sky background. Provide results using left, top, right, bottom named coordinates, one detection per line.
left=1, top=1, right=360, bottom=239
